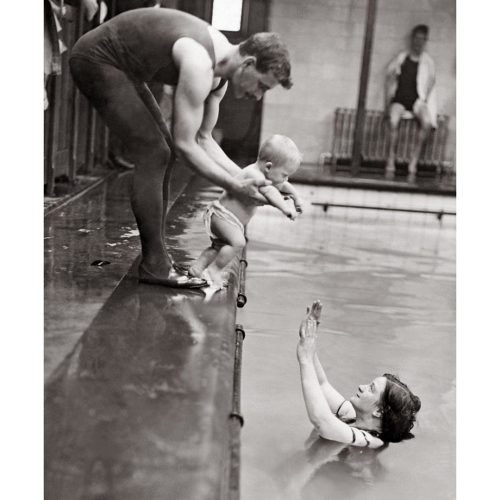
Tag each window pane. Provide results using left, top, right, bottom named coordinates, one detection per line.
left=211, top=0, right=243, bottom=32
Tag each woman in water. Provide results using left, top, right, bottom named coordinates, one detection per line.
left=297, top=301, right=421, bottom=449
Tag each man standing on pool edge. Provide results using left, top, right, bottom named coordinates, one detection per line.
left=70, top=8, right=292, bottom=288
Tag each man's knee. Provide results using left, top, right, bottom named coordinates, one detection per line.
left=127, top=135, right=170, bottom=165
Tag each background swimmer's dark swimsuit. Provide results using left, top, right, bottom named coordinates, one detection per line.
left=71, top=8, right=217, bottom=84
left=392, top=56, right=419, bottom=112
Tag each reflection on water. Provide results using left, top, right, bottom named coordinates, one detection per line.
left=239, top=187, right=455, bottom=500
left=45, top=277, right=237, bottom=499
left=272, top=431, right=388, bottom=500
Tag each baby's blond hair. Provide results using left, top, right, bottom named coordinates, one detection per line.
left=258, top=135, right=302, bottom=168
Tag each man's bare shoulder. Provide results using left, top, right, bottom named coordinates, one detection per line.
left=172, top=37, right=214, bottom=74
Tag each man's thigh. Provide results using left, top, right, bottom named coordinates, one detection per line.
left=388, top=102, right=406, bottom=127
left=70, top=58, right=167, bottom=154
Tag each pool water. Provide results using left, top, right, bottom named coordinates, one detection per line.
left=238, top=185, right=455, bottom=500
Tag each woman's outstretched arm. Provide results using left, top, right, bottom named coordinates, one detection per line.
left=304, top=303, right=355, bottom=419
left=313, top=353, right=355, bottom=420
left=297, top=302, right=383, bottom=448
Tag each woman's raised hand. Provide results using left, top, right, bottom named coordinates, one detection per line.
left=297, top=300, right=323, bottom=362
left=307, top=300, right=322, bottom=325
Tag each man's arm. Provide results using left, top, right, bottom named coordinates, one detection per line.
left=172, top=42, right=241, bottom=192
left=197, top=83, right=241, bottom=177
left=196, top=85, right=268, bottom=204
left=172, top=39, right=270, bottom=200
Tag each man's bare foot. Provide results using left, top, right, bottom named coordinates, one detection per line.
left=139, top=262, right=207, bottom=288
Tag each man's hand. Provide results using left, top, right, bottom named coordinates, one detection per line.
left=233, top=177, right=271, bottom=204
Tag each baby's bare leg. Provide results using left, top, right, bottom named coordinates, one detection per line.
left=205, top=216, right=246, bottom=286
left=208, top=245, right=238, bottom=274
left=189, top=246, right=219, bottom=277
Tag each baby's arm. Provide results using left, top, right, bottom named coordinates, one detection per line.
left=259, top=185, right=297, bottom=220
left=279, top=181, right=304, bottom=213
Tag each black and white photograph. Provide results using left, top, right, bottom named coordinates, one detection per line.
left=9, top=0, right=494, bottom=498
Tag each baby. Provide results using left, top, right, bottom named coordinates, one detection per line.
left=189, top=134, right=303, bottom=290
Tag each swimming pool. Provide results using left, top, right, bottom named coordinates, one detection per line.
left=238, top=185, right=455, bottom=500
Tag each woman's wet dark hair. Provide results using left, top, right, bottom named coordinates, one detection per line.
left=379, top=374, right=421, bottom=443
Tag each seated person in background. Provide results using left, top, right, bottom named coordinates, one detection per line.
left=297, top=301, right=421, bottom=448
left=385, top=24, right=437, bottom=183
left=189, top=134, right=303, bottom=290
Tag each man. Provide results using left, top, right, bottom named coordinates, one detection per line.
left=69, top=8, right=292, bottom=288
left=108, top=0, right=161, bottom=170
left=385, top=25, right=437, bottom=183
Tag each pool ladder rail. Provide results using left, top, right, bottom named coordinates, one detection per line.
left=228, top=324, right=246, bottom=500
left=237, top=243, right=248, bottom=308
left=226, top=242, right=248, bottom=499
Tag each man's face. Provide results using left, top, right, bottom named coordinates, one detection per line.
left=232, top=60, right=279, bottom=101
left=411, top=32, right=428, bottom=55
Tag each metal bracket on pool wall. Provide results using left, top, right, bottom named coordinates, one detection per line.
left=237, top=245, right=248, bottom=308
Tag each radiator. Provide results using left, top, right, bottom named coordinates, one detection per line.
left=332, top=108, right=449, bottom=168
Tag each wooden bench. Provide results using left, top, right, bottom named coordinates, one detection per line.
left=332, top=108, right=449, bottom=174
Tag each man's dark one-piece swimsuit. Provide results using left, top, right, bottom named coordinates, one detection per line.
left=71, top=8, right=217, bottom=84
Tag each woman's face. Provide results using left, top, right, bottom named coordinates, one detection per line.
left=349, top=376, right=387, bottom=413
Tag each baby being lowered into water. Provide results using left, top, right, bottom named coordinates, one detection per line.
left=189, top=134, right=303, bottom=292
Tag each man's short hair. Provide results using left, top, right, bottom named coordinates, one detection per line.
left=411, top=24, right=429, bottom=38
left=239, top=33, right=292, bottom=89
